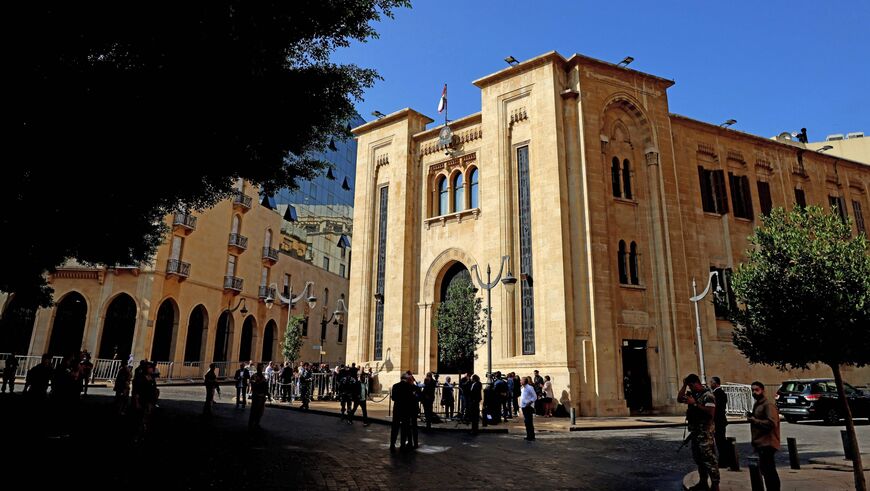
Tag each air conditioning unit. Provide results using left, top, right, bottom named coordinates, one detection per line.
left=826, top=134, right=845, bottom=141
left=846, top=132, right=864, bottom=139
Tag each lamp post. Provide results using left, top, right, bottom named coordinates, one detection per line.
left=318, top=297, right=348, bottom=365
left=470, top=255, right=517, bottom=381
left=221, top=297, right=248, bottom=362
left=265, top=281, right=317, bottom=311
left=689, top=271, right=724, bottom=385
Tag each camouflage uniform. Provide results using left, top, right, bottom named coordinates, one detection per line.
left=687, top=388, right=720, bottom=485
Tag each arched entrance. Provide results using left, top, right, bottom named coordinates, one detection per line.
left=98, top=294, right=137, bottom=361
left=262, top=320, right=277, bottom=362
left=238, top=315, right=256, bottom=362
left=214, top=311, right=233, bottom=362
left=0, top=295, right=37, bottom=354
left=48, top=292, right=87, bottom=357
left=151, top=299, right=178, bottom=361
left=435, top=261, right=475, bottom=375
left=184, top=305, right=208, bottom=362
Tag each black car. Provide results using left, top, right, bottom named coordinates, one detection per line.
left=776, top=379, right=870, bottom=424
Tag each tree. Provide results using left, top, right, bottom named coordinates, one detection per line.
left=281, top=314, right=305, bottom=365
left=436, top=277, right=486, bottom=373
left=730, top=206, right=870, bottom=491
left=6, top=1, right=410, bottom=307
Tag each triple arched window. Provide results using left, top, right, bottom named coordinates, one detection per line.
left=432, top=166, right=480, bottom=216
left=611, top=157, right=633, bottom=200
left=617, top=240, right=641, bottom=285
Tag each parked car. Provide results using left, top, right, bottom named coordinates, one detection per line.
left=776, top=379, right=870, bottom=424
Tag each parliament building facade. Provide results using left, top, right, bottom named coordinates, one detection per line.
left=345, top=51, right=869, bottom=415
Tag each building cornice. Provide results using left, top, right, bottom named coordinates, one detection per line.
left=413, top=112, right=482, bottom=141
left=669, top=113, right=869, bottom=169
left=351, top=108, right=434, bottom=136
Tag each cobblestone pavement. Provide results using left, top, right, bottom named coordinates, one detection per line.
left=2, top=386, right=867, bottom=490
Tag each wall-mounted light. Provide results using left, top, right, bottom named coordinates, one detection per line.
left=504, top=56, right=519, bottom=66
left=719, top=119, right=737, bottom=128
left=617, top=56, right=634, bottom=67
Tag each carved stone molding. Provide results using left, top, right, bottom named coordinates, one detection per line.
left=726, top=150, right=746, bottom=166
left=755, top=158, right=773, bottom=173
left=420, top=127, right=482, bottom=156
left=645, top=151, right=659, bottom=167
left=509, top=107, right=528, bottom=127
left=427, top=152, right=477, bottom=176
left=697, top=143, right=717, bottom=159
left=375, top=154, right=389, bottom=168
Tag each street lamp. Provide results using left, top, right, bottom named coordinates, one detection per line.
left=817, top=145, right=834, bottom=153
left=318, top=297, right=348, bottom=365
left=221, top=298, right=248, bottom=362
left=264, top=281, right=317, bottom=310
left=689, top=271, right=724, bottom=385
left=470, top=255, right=517, bottom=381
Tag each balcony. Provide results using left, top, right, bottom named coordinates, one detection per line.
left=172, top=213, right=197, bottom=233
left=258, top=285, right=277, bottom=301
left=166, top=259, right=191, bottom=279
left=262, top=246, right=279, bottom=264
left=228, top=233, right=248, bottom=252
left=224, top=275, right=243, bottom=292
left=232, top=191, right=253, bottom=211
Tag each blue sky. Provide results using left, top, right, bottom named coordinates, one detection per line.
left=333, top=1, right=869, bottom=142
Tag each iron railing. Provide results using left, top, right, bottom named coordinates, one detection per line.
left=232, top=191, right=253, bottom=210
left=166, top=258, right=191, bottom=277
left=224, top=275, right=244, bottom=292
left=263, top=247, right=279, bottom=262
left=172, top=212, right=198, bottom=231
left=258, top=285, right=276, bottom=300
left=228, top=233, right=248, bottom=250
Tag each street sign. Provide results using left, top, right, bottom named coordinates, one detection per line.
left=312, top=345, right=322, bottom=350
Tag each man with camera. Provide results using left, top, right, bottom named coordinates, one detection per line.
left=678, top=373, right=720, bottom=491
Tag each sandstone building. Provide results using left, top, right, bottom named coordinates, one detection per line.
left=346, top=51, right=869, bottom=415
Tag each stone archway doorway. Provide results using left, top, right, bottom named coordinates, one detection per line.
left=435, top=261, right=475, bottom=375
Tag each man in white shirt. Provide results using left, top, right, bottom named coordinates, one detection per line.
left=520, top=376, right=537, bottom=441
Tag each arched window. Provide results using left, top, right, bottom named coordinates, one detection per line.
left=469, top=168, right=479, bottom=209
left=453, top=173, right=464, bottom=212
left=623, top=159, right=632, bottom=200
left=437, top=176, right=448, bottom=215
left=629, top=241, right=639, bottom=285
left=323, top=288, right=330, bottom=307
left=617, top=240, right=628, bottom=284
left=231, top=215, right=241, bottom=234
left=611, top=157, right=622, bottom=198
left=264, top=229, right=272, bottom=249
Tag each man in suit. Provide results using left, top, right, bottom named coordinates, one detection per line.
left=234, top=363, right=250, bottom=408
left=710, top=377, right=730, bottom=468
left=390, top=373, right=410, bottom=452
left=467, top=374, right=483, bottom=435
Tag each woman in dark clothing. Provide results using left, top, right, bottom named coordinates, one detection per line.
left=441, top=376, right=455, bottom=420
left=422, top=372, right=437, bottom=429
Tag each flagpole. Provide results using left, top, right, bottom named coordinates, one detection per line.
left=444, top=83, right=447, bottom=126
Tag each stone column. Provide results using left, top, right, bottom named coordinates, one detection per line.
left=644, top=149, right=679, bottom=406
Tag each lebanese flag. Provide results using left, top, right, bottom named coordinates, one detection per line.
left=437, top=84, right=447, bottom=113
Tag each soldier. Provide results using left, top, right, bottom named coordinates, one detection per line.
left=678, top=373, right=720, bottom=491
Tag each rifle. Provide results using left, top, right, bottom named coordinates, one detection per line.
left=678, top=429, right=696, bottom=452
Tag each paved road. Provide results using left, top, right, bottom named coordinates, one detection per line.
left=2, top=386, right=867, bottom=490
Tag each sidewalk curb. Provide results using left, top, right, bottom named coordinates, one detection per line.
left=569, top=419, right=749, bottom=432
left=265, top=402, right=509, bottom=433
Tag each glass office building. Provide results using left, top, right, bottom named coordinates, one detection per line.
left=272, top=113, right=365, bottom=279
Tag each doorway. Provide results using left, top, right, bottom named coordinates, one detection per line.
left=621, top=339, right=652, bottom=414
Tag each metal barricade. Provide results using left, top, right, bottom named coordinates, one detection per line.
left=722, top=383, right=754, bottom=416
left=92, top=359, right=123, bottom=381
left=212, top=361, right=240, bottom=379
left=153, top=361, right=173, bottom=380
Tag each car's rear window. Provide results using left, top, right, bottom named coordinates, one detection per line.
left=778, top=382, right=812, bottom=393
